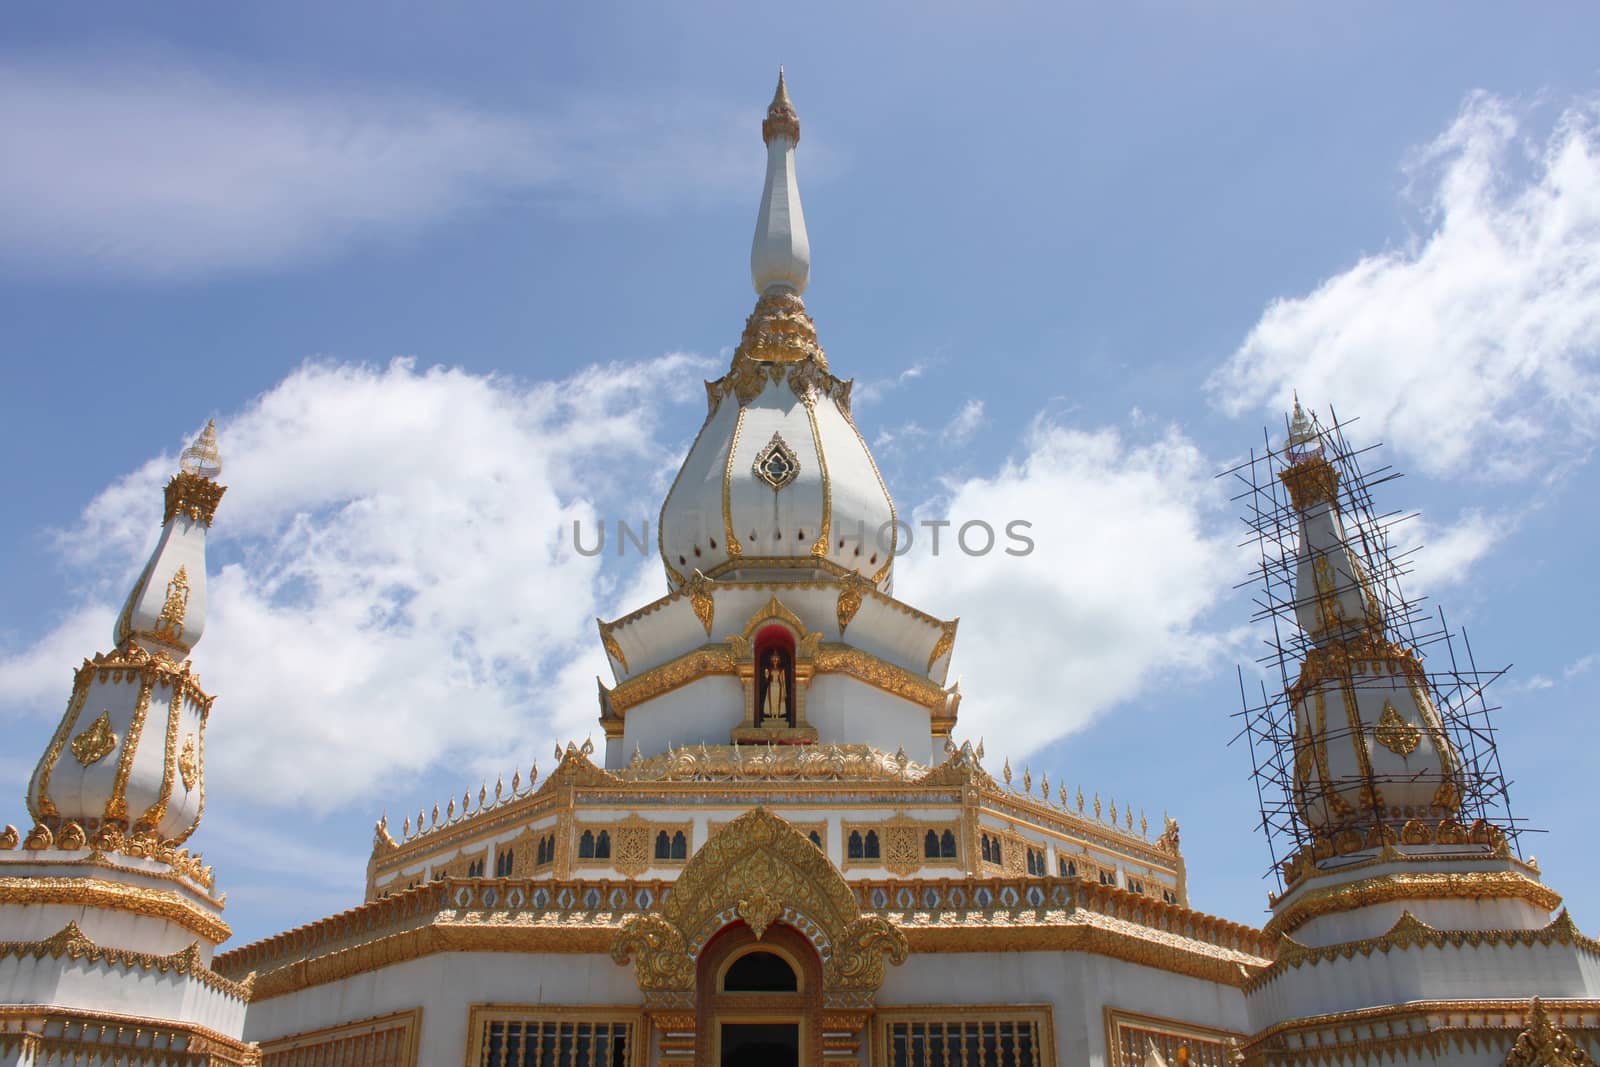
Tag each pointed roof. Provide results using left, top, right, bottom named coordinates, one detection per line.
left=762, top=66, right=800, bottom=145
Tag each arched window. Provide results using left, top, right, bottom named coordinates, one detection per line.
left=847, top=831, right=864, bottom=860
left=723, top=950, right=798, bottom=992
left=924, top=829, right=940, bottom=859
left=981, top=835, right=992, bottom=863
left=1059, top=857, right=1077, bottom=878
left=808, top=830, right=823, bottom=849
left=864, top=830, right=880, bottom=860
left=536, top=838, right=548, bottom=866
left=595, top=830, right=611, bottom=859
left=990, top=836, right=1003, bottom=865
left=494, top=849, right=512, bottom=877
left=940, top=829, right=957, bottom=858
left=655, top=830, right=671, bottom=860
left=467, top=858, right=485, bottom=878
left=579, top=830, right=595, bottom=859
left=671, top=831, right=687, bottom=860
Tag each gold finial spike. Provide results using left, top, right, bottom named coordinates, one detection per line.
left=417, top=809, right=425, bottom=833
left=495, top=777, right=503, bottom=801
left=529, top=762, right=538, bottom=788
left=478, top=784, right=487, bottom=809
left=446, top=797, right=455, bottom=820
left=762, top=66, right=800, bottom=145
left=431, top=804, right=440, bottom=827
left=179, top=419, right=223, bottom=480
left=1002, top=758, right=1012, bottom=787
left=1040, top=772, right=1049, bottom=801
left=510, top=770, right=520, bottom=794
left=1077, top=787, right=1085, bottom=813
left=1094, top=793, right=1102, bottom=820
left=402, top=815, right=410, bottom=837
left=1059, top=783, right=1069, bottom=808
left=1022, top=766, right=1031, bottom=794
left=1141, top=811, right=1148, bottom=839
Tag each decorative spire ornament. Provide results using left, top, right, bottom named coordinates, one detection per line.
left=752, top=67, right=809, bottom=296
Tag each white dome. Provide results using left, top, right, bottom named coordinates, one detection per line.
left=659, top=299, right=896, bottom=591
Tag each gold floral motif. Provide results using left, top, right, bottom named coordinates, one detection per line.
left=1278, top=454, right=1339, bottom=511
left=611, top=808, right=906, bottom=998
left=0, top=921, right=249, bottom=1000
left=179, top=733, right=199, bottom=791
left=683, top=571, right=716, bottom=636
left=1505, top=998, right=1596, bottom=1067
left=738, top=887, right=782, bottom=939
left=835, top=573, right=871, bottom=632
left=752, top=431, right=802, bottom=491
left=69, top=711, right=118, bottom=766
left=23, top=824, right=53, bottom=850
left=154, top=565, right=190, bottom=642
left=162, top=471, right=227, bottom=526
left=1373, top=702, right=1422, bottom=756
left=730, top=288, right=826, bottom=369
left=0, top=826, right=15, bottom=850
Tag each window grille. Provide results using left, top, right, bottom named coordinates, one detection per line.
left=474, top=1018, right=633, bottom=1067
left=887, top=1018, right=1044, bottom=1067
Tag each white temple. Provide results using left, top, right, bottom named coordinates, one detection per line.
left=2, top=73, right=1597, bottom=1067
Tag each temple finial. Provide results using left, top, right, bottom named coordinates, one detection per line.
left=752, top=70, right=810, bottom=294
left=763, top=67, right=799, bottom=146
left=179, top=419, right=223, bottom=480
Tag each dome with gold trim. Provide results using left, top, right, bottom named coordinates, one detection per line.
left=658, top=71, right=896, bottom=592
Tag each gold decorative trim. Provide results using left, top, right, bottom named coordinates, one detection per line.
left=0, top=921, right=248, bottom=1000
left=803, top=395, right=831, bottom=556
left=1506, top=998, right=1596, bottom=1067
left=30, top=676, right=92, bottom=820
left=1249, top=909, right=1599, bottom=994
left=1279, top=454, right=1339, bottom=511
left=0, top=877, right=231, bottom=943
left=835, top=572, right=871, bottom=632
left=837, top=402, right=897, bottom=586
left=1242, top=998, right=1600, bottom=1067
left=722, top=405, right=747, bottom=557
left=142, top=682, right=186, bottom=828
left=815, top=644, right=950, bottom=711
left=0, top=1005, right=256, bottom=1067
left=613, top=808, right=907, bottom=996
left=69, top=712, right=117, bottom=766
left=261, top=1008, right=420, bottom=1067
left=162, top=471, right=227, bottom=526
left=926, top=619, right=958, bottom=673
left=1266, top=869, right=1562, bottom=938
left=104, top=676, right=154, bottom=823
left=606, top=645, right=737, bottom=714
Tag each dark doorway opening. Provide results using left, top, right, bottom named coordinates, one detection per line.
left=721, top=1022, right=799, bottom=1067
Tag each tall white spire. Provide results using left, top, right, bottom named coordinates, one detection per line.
left=751, top=67, right=811, bottom=295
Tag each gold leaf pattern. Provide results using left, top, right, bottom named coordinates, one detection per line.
left=69, top=711, right=118, bottom=766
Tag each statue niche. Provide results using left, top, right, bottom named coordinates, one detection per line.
left=758, top=639, right=794, bottom=728
left=729, top=598, right=819, bottom=744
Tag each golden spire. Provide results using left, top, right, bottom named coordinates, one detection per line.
left=762, top=66, right=800, bottom=145
left=180, top=419, right=223, bottom=480
left=1287, top=392, right=1319, bottom=454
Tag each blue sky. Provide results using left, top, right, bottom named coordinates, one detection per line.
left=2, top=4, right=1598, bottom=946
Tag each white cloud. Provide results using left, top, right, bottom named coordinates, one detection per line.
left=0, top=56, right=760, bottom=278
left=942, top=399, right=986, bottom=445
left=1210, top=92, right=1600, bottom=479
left=0, top=356, right=705, bottom=811
left=896, top=419, right=1235, bottom=756
left=1405, top=508, right=1515, bottom=591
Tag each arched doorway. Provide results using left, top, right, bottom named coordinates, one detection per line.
left=697, top=922, right=820, bottom=1067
